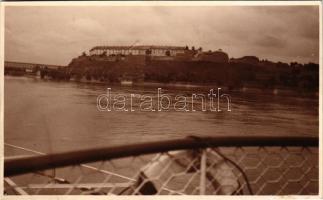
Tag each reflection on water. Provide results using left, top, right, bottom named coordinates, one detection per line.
left=4, top=76, right=319, bottom=154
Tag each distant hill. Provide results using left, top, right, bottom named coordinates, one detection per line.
left=67, top=53, right=319, bottom=92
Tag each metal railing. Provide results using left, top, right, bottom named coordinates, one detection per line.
left=4, top=136, right=319, bottom=195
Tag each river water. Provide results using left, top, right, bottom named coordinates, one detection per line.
left=4, top=76, right=319, bottom=155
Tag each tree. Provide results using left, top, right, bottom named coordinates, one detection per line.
left=145, top=49, right=152, bottom=55
left=101, top=51, right=107, bottom=57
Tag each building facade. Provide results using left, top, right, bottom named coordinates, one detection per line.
left=230, top=56, right=260, bottom=65
left=197, top=49, right=229, bottom=63
left=89, top=45, right=186, bottom=57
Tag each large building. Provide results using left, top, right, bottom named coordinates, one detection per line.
left=197, top=49, right=229, bottom=63
left=89, top=45, right=186, bottom=57
left=230, top=56, right=260, bottom=65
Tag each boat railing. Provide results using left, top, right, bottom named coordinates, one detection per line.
left=4, top=136, right=319, bottom=195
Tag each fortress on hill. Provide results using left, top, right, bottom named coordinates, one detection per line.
left=87, top=45, right=230, bottom=63
left=4, top=44, right=319, bottom=93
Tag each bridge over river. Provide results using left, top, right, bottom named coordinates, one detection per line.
left=4, top=61, right=68, bottom=78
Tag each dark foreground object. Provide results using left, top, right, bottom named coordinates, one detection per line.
left=5, top=136, right=318, bottom=177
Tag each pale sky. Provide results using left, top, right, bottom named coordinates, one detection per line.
left=5, top=6, right=320, bottom=65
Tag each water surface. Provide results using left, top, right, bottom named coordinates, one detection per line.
left=4, top=76, right=319, bottom=154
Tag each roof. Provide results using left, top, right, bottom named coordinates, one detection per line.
left=90, top=45, right=186, bottom=51
left=232, top=56, right=259, bottom=61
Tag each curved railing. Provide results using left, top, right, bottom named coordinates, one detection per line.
left=4, top=136, right=319, bottom=195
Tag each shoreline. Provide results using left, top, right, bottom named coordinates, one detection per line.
left=4, top=75, right=319, bottom=98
